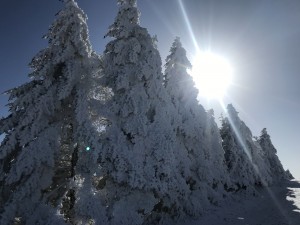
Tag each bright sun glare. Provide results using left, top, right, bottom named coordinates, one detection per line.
left=191, top=52, right=233, bottom=100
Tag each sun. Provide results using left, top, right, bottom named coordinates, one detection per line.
left=190, top=52, right=233, bottom=100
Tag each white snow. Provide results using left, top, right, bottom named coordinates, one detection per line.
left=185, top=180, right=300, bottom=225
left=287, top=180, right=300, bottom=213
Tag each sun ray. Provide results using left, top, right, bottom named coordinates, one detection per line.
left=177, top=0, right=200, bottom=51
left=220, top=100, right=293, bottom=224
left=219, top=100, right=252, bottom=161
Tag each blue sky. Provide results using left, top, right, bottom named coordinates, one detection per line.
left=0, top=0, right=300, bottom=179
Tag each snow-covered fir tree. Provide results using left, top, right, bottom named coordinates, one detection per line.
left=97, top=1, right=208, bottom=223
left=0, top=1, right=103, bottom=224
left=164, top=38, right=229, bottom=211
left=204, top=110, right=231, bottom=191
left=258, top=128, right=292, bottom=182
left=220, top=104, right=272, bottom=191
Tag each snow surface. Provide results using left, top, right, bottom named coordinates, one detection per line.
left=183, top=180, right=300, bottom=225
left=287, top=180, right=300, bottom=214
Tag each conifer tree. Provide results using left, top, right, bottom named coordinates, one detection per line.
left=220, top=104, right=271, bottom=190
left=164, top=38, right=229, bottom=211
left=258, top=128, right=292, bottom=181
left=204, top=110, right=231, bottom=190
left=0, top=1, right=102, bottom=224
left=99, top=1, right=193, bottom=223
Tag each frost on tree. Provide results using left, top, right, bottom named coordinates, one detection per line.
left=258, top=128, right=293, bottom=181
left=164, top=38, right=230, bottom=212
left=99, top=1, right=196, bottom=223
left=285, top=169, right=294, bottom=180
left=204, top=109, right=231, bottom=194
left=220, top=104, right=272, bottom=191
left=0, top=1, right=103, bottom=224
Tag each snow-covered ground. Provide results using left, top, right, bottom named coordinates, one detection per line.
left=184, top=180, right=300, bottom=225
left=287, top=180, right=300, bottom=214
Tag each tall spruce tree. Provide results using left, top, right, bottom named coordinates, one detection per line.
left=164, top=38, right=229, bottom=213
left=99, top=1, right=196, bottom=223
left=204, top=110, right=231, bottom=192
left=0, top=1, right=103, bottom=224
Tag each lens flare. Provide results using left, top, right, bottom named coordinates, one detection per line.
left=191, top=52, right=233, bottom=99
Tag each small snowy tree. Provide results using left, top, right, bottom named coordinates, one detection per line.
left=220, top=104, right=271, bottom=191
left=258, top=128, right=292, bottom=181
left=0, top=1, right=103, bottom=224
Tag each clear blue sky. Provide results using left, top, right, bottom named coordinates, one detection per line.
left=0, top=0, right=299, bottom=179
